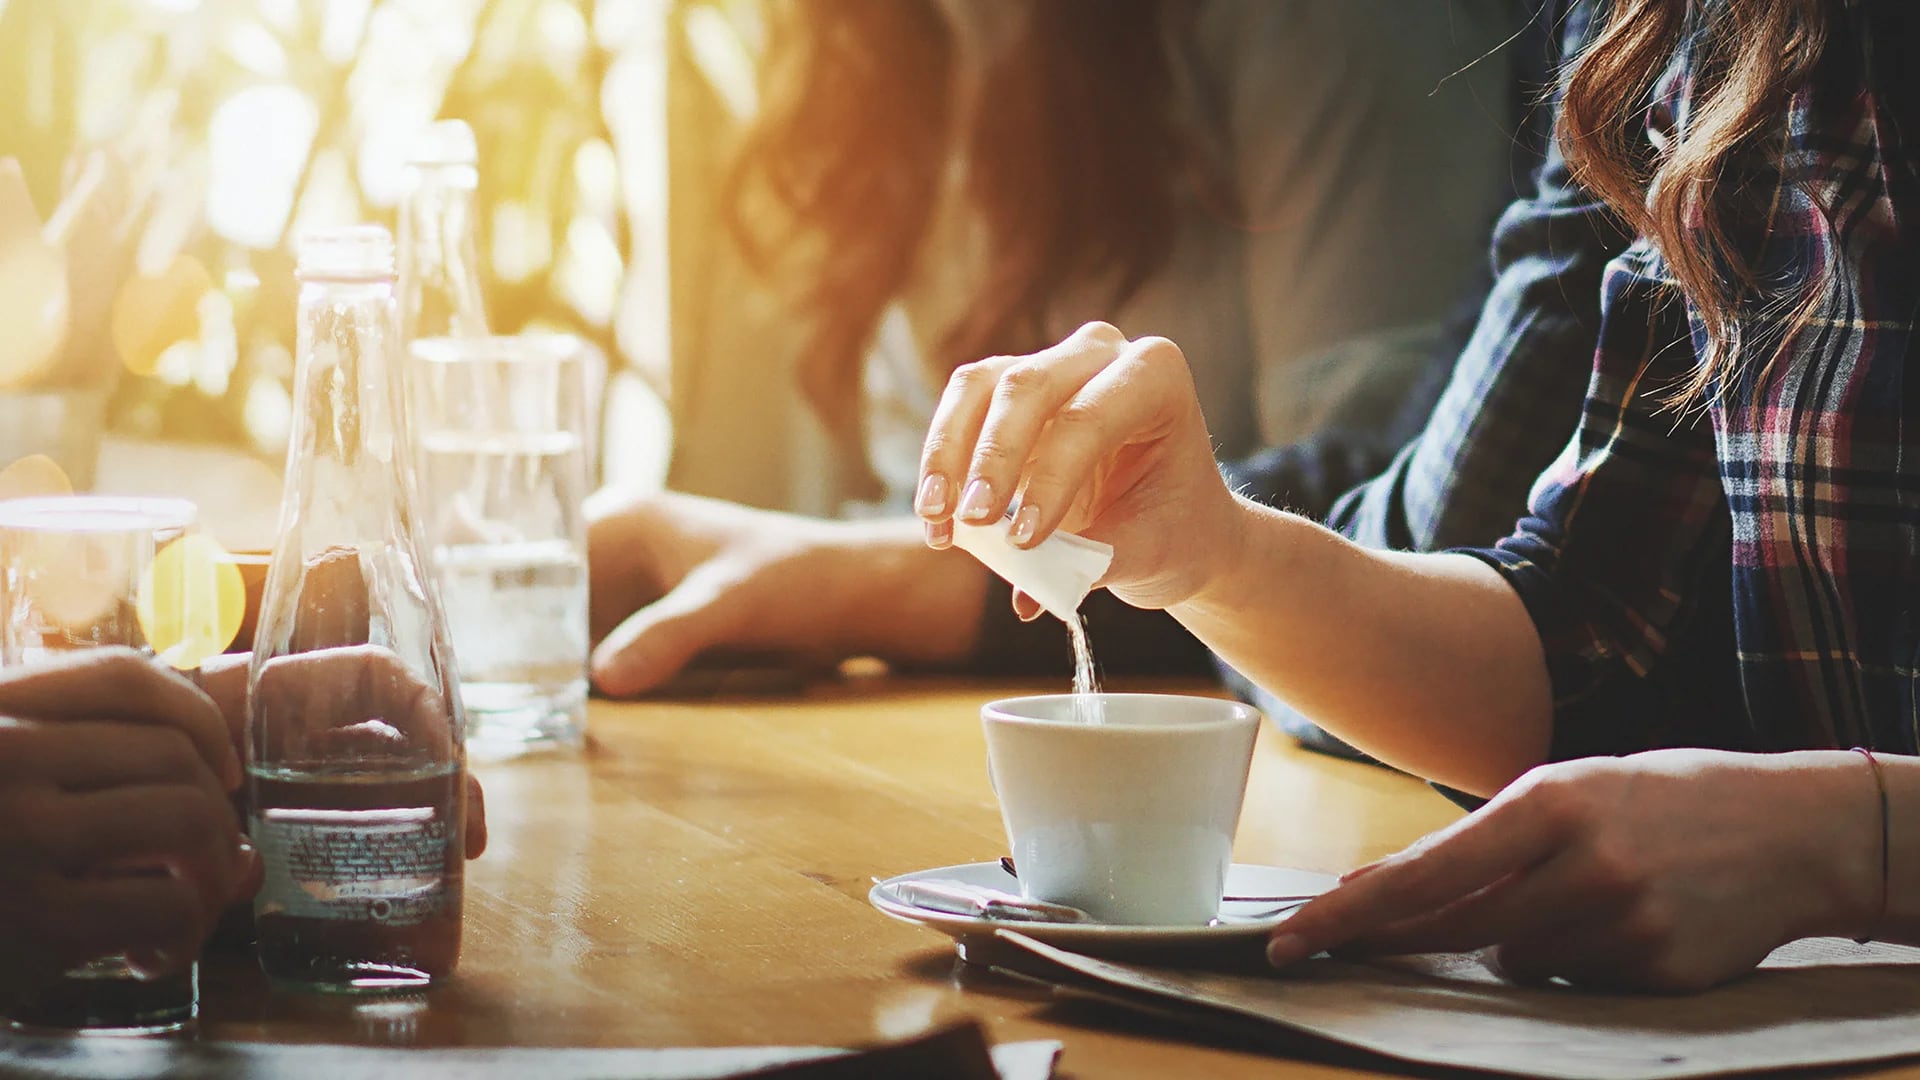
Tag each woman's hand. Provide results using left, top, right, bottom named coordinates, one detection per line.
left=0, top=650, right=257, bottom=994
left=916, top=322, right=1552, bottom=795
left=914, top=322, right=1245, bottom=610
left=586, top=489, right=989, bottom=696
left=1267, top=749, right=1883, bottom=992
left=196, top=653, right=488, bottom=860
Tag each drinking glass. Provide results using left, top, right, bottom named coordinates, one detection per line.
left=408, top=333, right=590, bottom=758
left=0, top=494, right=201, bottom=1034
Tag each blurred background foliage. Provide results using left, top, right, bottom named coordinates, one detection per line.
left=0, top=0, right=671, bottom=462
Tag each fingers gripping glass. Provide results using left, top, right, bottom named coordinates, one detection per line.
left=0, top=494, right=204, bottom=1035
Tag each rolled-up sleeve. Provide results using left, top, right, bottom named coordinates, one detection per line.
left=1453, top=242, right=1745, bottom=761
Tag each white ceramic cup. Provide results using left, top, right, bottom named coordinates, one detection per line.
left=981, top=694, right=1261, bottom=926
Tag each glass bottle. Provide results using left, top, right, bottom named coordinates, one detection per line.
left=398, top=119, right=489, bottom=344
left=248, top=226, right=467, bottom=994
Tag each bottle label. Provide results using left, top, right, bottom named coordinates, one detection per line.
left=255, top=807, right=449, bottom=926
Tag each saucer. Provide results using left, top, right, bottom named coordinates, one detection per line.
left=869, top=862, right=1336, bottom=959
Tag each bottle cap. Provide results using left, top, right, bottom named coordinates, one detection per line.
left=297, top=225, right=395, bottom=281
left=952, top=518, right=1113, bottom=622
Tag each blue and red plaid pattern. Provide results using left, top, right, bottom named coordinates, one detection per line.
left=1468, top=0, right=1920, bottom=758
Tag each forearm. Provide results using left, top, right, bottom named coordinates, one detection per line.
left=1170, top=497, right=1553, bottom=797
left=825, top=517, right=990, bottom=666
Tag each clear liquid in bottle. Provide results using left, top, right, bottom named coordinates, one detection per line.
left=248, top=226, right=468, bottom=994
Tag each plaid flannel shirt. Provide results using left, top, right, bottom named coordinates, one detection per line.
left=1326, top=0, right=1614, bottom=554
left=1225, top=0, right=1630, bottom=759
left=1465, top=0, right=1920, bottom=759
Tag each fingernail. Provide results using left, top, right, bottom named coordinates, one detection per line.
left=914, top=474, right=950, bottom=518
left=1266, top=932, right=1311, bottom=968
left=958, top=479, right=994, bottom=522
left=1010, top=504, right=1040, bottom=546
left=925, top=520, right=952, bottom=549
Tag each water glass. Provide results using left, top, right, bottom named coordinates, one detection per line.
left=0, top=494, right=201, bottom=1034
left=409, top=334, right=590, bottom=758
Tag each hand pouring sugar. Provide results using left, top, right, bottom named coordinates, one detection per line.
left=951, top=519, right=1112, bottom=724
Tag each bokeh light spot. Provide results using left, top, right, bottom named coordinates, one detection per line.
left=536, top=1, right=590, bottom=76
left=0, top=160, right=71, bottom=389
left=207, top=84, right=318, bottom=248
left=491, top=200, right=551, bottom=284
left=137, top=533, right=246, bottom=671
left=321, top=0, right=374, bottom=64
left=556, top=217, right=622, bottom=327
left=225, top=20, right=288, bottom=77
left=0, top=455, right=74, bottom=500
left=573, top=139, right=619, bottom=221
left=243, top=362, right=295, bottom=456
left=112, top=254, right=213, bottom=377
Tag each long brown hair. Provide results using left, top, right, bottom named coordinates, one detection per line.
left=1557, top=0, right=1830, bottom=405
left=725, top=0, right=1200, bottom=474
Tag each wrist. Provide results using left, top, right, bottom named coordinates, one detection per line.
left=1777, top=751, right=1884, bottom=940
left=1174, top=494, right=1295, bottom=618
left=818, top=518, right=988, bottom=665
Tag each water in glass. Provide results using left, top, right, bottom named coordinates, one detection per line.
left=410, top=336, right=590, bottom=758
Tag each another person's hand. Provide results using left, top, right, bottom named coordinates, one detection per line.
left=915, top=321, right=1243, bottom=611
left=196, top=653, right=488, bottom=860
left=1265, top=749, right=1883, bottom=992
left=586, top=488, right=987, bottom=696
left=0, top=649, right=256, bottom=996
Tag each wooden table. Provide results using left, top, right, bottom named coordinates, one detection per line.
left=83, top=439, right=1476, bottom=1073
left=93, top=444, right=1920, bottom=1077
left=190, top=675, right=1459, bottom=1076
left=174, top=673, right=1920, bottom=1078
